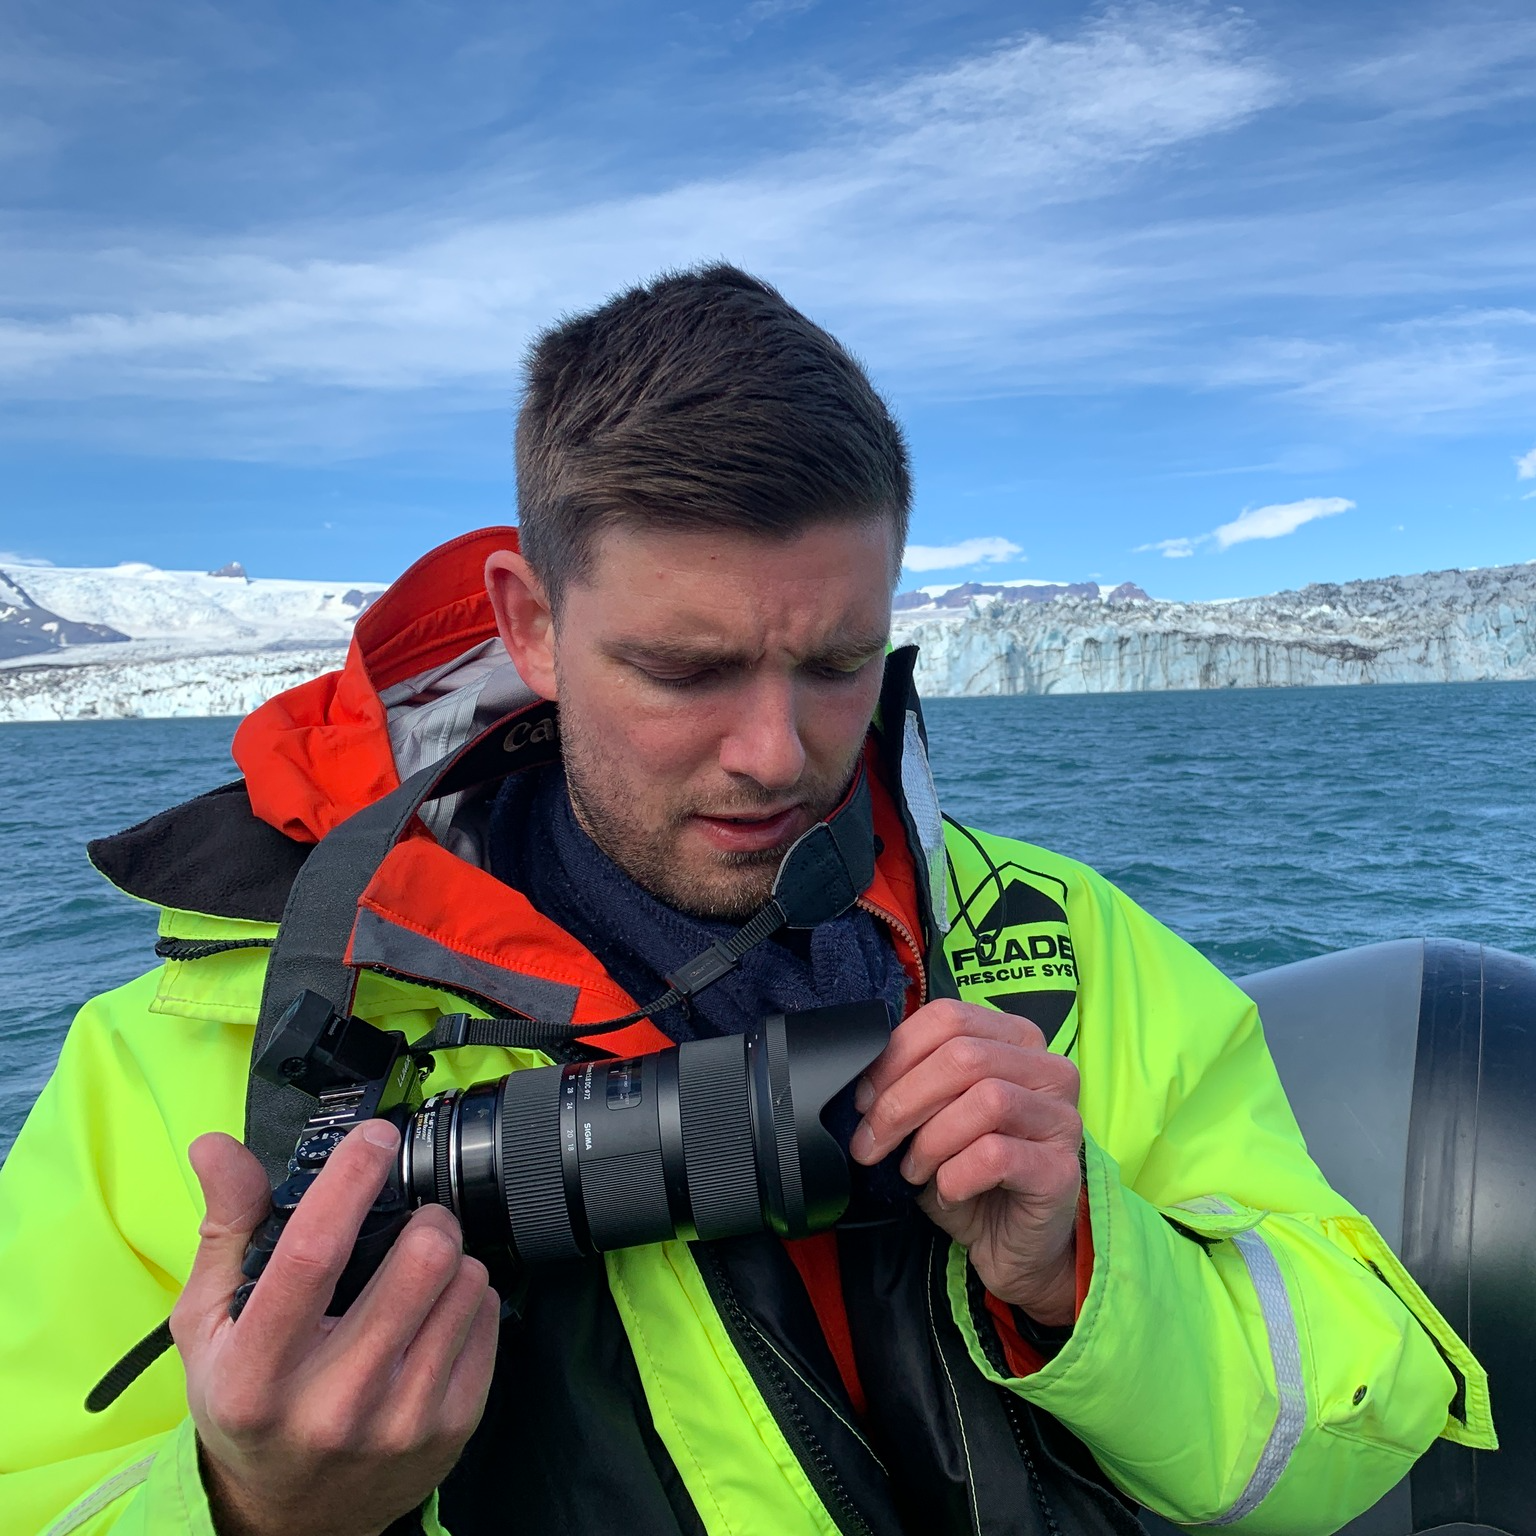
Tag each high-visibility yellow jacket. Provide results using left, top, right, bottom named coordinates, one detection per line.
left=0, top=529, right=1493, bottom=1536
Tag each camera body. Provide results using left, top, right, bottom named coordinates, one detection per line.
left=235, top=989, right=895, bottom=1318
left=233, top=993, right=434, bottom=1317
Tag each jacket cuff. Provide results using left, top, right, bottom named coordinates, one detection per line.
left=947, top=1131, right=1255, bottom=1516
left=135, top=1416, right=219, bottom=1534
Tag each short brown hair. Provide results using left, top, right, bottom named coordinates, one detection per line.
left=515, top=263, right=910, bottom=609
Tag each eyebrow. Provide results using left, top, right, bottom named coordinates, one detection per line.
left=609, top=628, right=891, bottom=672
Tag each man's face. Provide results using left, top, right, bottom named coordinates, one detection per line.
left=539, top=519, right=895, bottom=918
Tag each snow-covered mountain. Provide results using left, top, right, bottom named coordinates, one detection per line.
left=893, top=578, right=1148, bottom=613
left=0, top=571, right=130, bottom=659
left=2, top=562, right=380, bottom=649
left=895, top=563, right=1536, bottom=696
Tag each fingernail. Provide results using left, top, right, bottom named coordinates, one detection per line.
left=899, top=1155, right=916, bottom=1183
left=362, top=1119, right=399, bottom=1149
left=850, top=1122, right=876, bottom=1163
left=854, top=1077, right=874, bottom=1114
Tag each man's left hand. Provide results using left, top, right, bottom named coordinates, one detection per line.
left=850, top=999, right=1083, bottom=1326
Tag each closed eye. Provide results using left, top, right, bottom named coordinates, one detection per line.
left=804, top=652, right=883, bottom=683
left=636, top=664, right=731, bottom=691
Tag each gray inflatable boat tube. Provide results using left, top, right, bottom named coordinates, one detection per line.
left=1139, top=937, right=1536, bottom=1536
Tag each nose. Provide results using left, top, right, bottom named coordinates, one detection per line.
left=717, top=675, right=806, bottom=792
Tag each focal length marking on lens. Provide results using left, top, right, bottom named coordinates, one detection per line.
left=558, top=1064, right=593, bottom=1253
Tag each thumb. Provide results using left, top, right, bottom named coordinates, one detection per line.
left=175, top=1132, right=273, bottom=1329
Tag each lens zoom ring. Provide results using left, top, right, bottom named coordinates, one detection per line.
left=582, top=1150, right=671, bottom=1251
left=677, top=1036, right=762, bottom=1241
left=499, top=1068, right=583, bottom=1262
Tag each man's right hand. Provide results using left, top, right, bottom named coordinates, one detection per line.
left=171, top=1124, right=499, bottom=1536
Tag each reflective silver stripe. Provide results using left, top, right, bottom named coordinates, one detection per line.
left=43, top=1454, right=156, bottom=1536
left=1206, top=1212, right=1308, bottom=1526
left=901, top=710, right=949, bottom=932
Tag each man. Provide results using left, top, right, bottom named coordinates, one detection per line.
left=0, top=266, right=1491, bottom=1536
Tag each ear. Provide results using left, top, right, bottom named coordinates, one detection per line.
left=485, top=549, right=558, bottom=700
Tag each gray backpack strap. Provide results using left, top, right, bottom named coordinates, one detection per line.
left=244, top=701, right=562, bottom=1183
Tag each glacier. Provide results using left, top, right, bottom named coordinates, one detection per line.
left=2, top=558, right=1534, bottom=722
left=894, top=562, right=1536, bottom=696
left=0, top=642, right=351, bottom=723
left=0, top=562, right=382, bottom=723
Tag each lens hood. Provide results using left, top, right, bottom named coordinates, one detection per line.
left=749, top=1001, right=894, bottom=1238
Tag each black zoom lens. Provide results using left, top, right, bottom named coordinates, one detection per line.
left=398, top=1001, right=892, bottom=1262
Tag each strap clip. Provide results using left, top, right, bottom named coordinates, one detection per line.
left=430, top=1013, right=475, bottom=1049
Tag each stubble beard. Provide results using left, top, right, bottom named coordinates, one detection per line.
left=559, top=710, right=860, bottom=921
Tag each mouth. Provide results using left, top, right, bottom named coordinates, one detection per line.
left=690, top=804, right=809, bottom=855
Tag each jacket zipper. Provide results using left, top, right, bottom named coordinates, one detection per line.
left=855, top=897, right=928, bottom=1008
left=999, top=1390, right=1063, bottom=1536
left=695, top=1246, right=876, bottom=1536
left=927, top=1233, right=1061, bottom=1536
left=154, top=936, right=273, bottom=962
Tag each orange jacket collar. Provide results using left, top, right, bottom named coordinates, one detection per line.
left=232, top=525, right=520, bottom=844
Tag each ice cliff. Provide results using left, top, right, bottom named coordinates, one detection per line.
left=0, top=643, right=354, bottom=722
left=894, top=563, right=1536, bottom=696
left=3, top=558, right=1534, bottom=722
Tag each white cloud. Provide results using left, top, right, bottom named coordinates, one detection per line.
left=1135, top=537, right=1197, bottom=558
left=5, top=5, right=1536, bottom=462
left=1136, top=496, right=1353, bottom=560
left=903, top=536, right=1024, bottom=572
left=1208, top=311, right=1536, bottom=432
left=0, top=550, right=54, bottom=566
left=1212, top=496, right=1353, bottom=548
left=1516, top=445, right=1536, bottom=478
left=0, top=4, right=1280, bottom=454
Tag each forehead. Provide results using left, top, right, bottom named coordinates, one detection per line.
left=569, top=519, right=898, bottom=644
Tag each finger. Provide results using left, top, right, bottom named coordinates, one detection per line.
left=858, top=1000, right=1046, bottom=1110
left=386, top=1256, right=492, bottom=1429
left=899, top=1079, right=1082, bottom=1187
left=931, top=1131, right=1082, bottom=1213
left=439, top=1288, right=500, bottom=1442
left=175, top=1133, right=275, bottom=1334
left=853, top=1036, right=1078, bottom=1163
left=229, top=1121, right=400, bottom=1372
left=319, top=1204, right=467, bottom=1378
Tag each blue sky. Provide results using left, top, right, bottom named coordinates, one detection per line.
left=1, top=0, right=1534, bottom=600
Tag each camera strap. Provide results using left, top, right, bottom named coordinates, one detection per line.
left=413, top=768, right=879, bottom=1055
left=244, top=701, right=878, bottom=1185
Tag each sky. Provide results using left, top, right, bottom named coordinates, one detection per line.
left=1, top=0, right=1534, bottom=601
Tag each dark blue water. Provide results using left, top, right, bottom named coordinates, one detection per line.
left=4, top=682, right=1535, bottom=1155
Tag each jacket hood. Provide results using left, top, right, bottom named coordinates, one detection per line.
left=234, top=524, right=534, bottom=845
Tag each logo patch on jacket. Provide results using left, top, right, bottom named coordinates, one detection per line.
left=946, top=861, right=1078, bottom=1043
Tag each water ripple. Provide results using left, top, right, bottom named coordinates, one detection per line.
left=4, top=683, right=1536, bottom=1156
